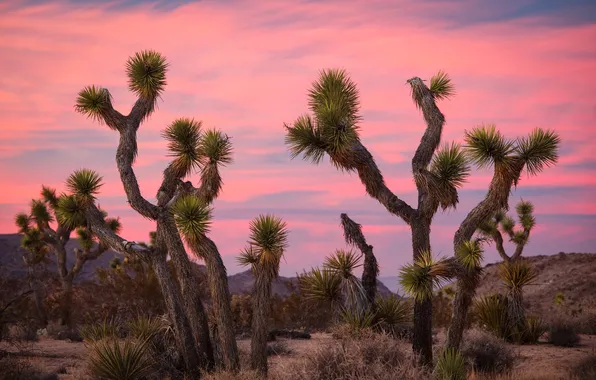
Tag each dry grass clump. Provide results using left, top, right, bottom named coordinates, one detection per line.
left=0, top=356, right=57, bottom=380
left=461, top=329, right=515, bottom=374
left=266, top=340, right=293, bottom=356
left=569, top=352, right=596, bottom=379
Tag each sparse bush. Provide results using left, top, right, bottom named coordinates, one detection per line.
left=374, top=295, right=410, bottom=326
left=284, top=331, right=424, bottom=380
left=434, top=348, right=466, bottom=380
left=79, top=319, right=120, bottom=343
left=569, top=353, right=596, bottom=380
left=522, top=316, right=546, bottom=344
left=88, top=338, right=153, bottom=380
left=576, top=312, right=596, bottom=335
left=548, top=320, right=580, bottom=347
left=461, top=329, right=515, bottom=374
left=0, top=356, right=46, bottom=380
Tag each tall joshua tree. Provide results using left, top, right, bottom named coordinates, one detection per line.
left=238, top=214, right=289, bottom=376
left=285, top=69, right=560, bottom=364
left=74, top=50, right=240, bottom=373
left=340, top=213, right=379, bottom=309
left=14, top=180, right=121, bottom=328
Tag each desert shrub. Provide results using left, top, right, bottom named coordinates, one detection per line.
left=374, top=295, right=410, bottom=326
left=0, top=356, right=51, bottom=380
left=461, top=329, right=515, bottom=374
left=522, top=316, right=547, bottom=344
left=79, top=319, right=120, bottom=343
left=88, top=338, right=153, bottom=380
left=474, top=294, right=509, bottom=340
left=569, top=353, right=596, bottom=379
left=434, top=348, right=466, bottom=380
left=575, top=312, right=596, bottom=335
left=284, top=331, right=425, bottom=380
left=341, top=309, right=377, bottom=331
left=548, top=320, right=580, bottom=347
left=266, top=341, right=293, bottom=356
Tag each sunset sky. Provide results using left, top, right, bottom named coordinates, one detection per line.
left=1, top=0, right=595, bottom=278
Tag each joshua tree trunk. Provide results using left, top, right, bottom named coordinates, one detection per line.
left=251, top=272, right=272, bottom=375
left=192, top=237, right=240, bottom=372
left=508, top=291, right=526, bottom=341
left=28, top=267, right=48, bottom=328
left=59, top=279, right=73, bottom=327
left=159, top=216, right=215, bottom=370
left=150, top=253, right=202, bottom=378
left=411, top=216, right=433, bottom=366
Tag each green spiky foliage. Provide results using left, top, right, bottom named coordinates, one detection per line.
left=474, top=294, right=510, bottom=339
left=455, top=240, right=484, bottom=273
left=55, top=194, right=86, bottom=230
left=464, top=124, right=516, bottom=171
left=499, top=260, right=537, bottom=296
left=200, top=129, right=233, bottom=166
left=299, top=267, right=343, bottom=308
left=127, top=316, right=167, bottom=341
left=162, top=118, right=202, bottom=177
left=80, top=319, right=121, bottom=343
left=399, top=250, right=451, bottom=302
left=340, top=308, right=377, bottom=331
left=66, top=169, right=104, bottom=203
left=374, top=295, right=411, bottom=326
left=429, top=142, right=471, bottom=210
left=516, top=128, right=560, bottom=176
left=434, top=348, right=466, bottom=380
left=323, top=249, right=368, bottom=312
left=75, top=86, right=114, bottom=125
left=88, top=338, right=153, bottom=380
left=238, top=215, right=289, bottom=280
left=171, top=194, right=212, bottom=245
left=429, top=71, right=456, bottom=101
left=126, top=50, right=168, bottom=100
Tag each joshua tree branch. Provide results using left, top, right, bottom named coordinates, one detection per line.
left=115, top=125, right=160, bottom=219
left=511, top=229, right=530, bottom=261
left=491, top=230, right=511, bottom=262
left=129, top=96, right=156, bottom=127
left=83, top=204, right=152, bottom=258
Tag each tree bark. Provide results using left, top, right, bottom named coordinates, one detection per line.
left=150, top=253, right=202, bottom=378
left=411, top=216, right=433, bottom=366
left=59, top=279, right=73, bottom=328
left=192, top=237, right=239, bottom=372
left=159, top=216, right=215, bottom=370
left=27, top=266, right=48, bottom=328
left=251, top=272, right=272, bottom=375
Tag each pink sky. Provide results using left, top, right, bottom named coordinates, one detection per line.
left=1, top=0, right=595, bottom=278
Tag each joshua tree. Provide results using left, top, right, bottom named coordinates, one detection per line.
left=14, top=182, right=121, bottom=328
left=478, top=201, right=539, bottom=341
left=340, top=213, right=379, bottom=308
left=478, top=200, right=536, bottom=263
left=74, top=50, right=240, bottom=373
left=300, top=249, right=368, bottom=318
left=284, top=69, right=560, bottom=363
left=237, top=214, right=289, bottom=376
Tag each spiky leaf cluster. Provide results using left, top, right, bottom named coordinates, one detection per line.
left=171, top=195, right=212, bottom=242
left=30, top=199, right=53, bottom=226
left=200, top=129, right=233, bottom=166
left=163, top=118, right=203, bottom=177
left=464, top=125, right=515, bottom=170
left=428, top=142, right=471, bottom=209
left=239, top=214, right=288, bottom=280
left=399, top=250, right=450, bottom=301
left=41, top=186, right=59, bottom=209
left=455, top=240, right=484, bottom=272
left=75, top=86, right=114, bottom=125
left=66, top=169, right=103, bottom=202
left=15, top=213, right=31, bottom=233
left=126, top=50, right=168, bottom=100
left=429, top=70, right=455, bottom=101
left=499, top=260, right=538, bottom=295
left=77, top=227, right=95, bottom=251
left=374, top=295, right=411, bottom=326
left=516, top=128, right=560, bottom=176
left=298, top=267, right=343, bottom=307
left=55, top=194, right=86, bottom=230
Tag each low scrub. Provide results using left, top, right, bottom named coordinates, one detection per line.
left=434, top=348, right=466, bottom=380
left=548, top=320, right=580, bottom=347
left=88, top=338, right=153, bottom=380
left=461, top=329, right=515, bottom=374
left=79, top=319, right=120, bottom=343
left=569, top=353, right=596, bottom=379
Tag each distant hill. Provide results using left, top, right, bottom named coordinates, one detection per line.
left=0, top=233, right=394, bottom=298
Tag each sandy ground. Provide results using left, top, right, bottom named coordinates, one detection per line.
left=1, top=332, right=595, bottom=379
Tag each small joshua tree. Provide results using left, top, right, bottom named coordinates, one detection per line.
left=238, top=214, right=289, bottom=376
left=74, top=50, right=241, bottom=373
left=15, top=178, right=121, bottom=328
left=340, top=213, right=379, bottom=309
left=479, top=201, right=539, bottom=341
left=284, top=69, right=560, bottom=363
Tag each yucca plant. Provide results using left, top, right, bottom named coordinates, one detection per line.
left=80, top=319, right=121, bottom=343
left=324, top=249, right=368, bottom=313
left=127, top=316, right=166, bottom=341
left=523, top=315, right=547, bottom=344
left=285, top=67, right=560, bottom=363
left=15, top=173, right=121, bottom=328
left=374, top=295, right=411, bottom=326
left=499, top=259, right=538, bottom=342
left=88, top=338, right=153, bottom=380
left=399, top=250, right=451, bottom=302
left=340, top=308, right=377, bottom=332
left=299, top=267, right=343, bottom=310
left=75, top=50, right=245, bottom=373
left=473, top=295, right=510, bottom=340
left=237, top=214, right=289, bottom=376
left=434, top=348, right=467, bottom=380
